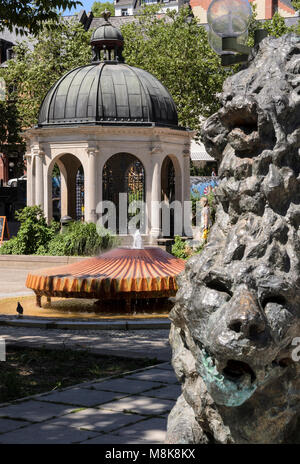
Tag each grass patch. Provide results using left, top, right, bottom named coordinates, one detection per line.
left=0, top=346, right=160, bottom=404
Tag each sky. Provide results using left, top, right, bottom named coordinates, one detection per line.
left=62, top=0, right=114, bottom=16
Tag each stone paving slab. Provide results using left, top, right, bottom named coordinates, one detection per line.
left=46, top=408, right=146, bottom=433
left=0, top=326, right=171, bottom=361
left=124, top=368, right=178, bottom=384
left=0, top=422, right=100, bottom=444
left=0, top=400, right=75, bottom=422
left=38, top=388, right=125, bottom=408
left=112, top=416, right=167, bottom=443
left=81, top=434, right=147, bottom=444
left=99, top=395, right=175, bottom=416
left=82, top=378, right=162, bottom=394
left=0, top=418, right=28, bottom=434
left=0, top=363, right=178, bottom=444
left=139, top=384, right=182, bottom=400
left=155, top=362, right=176, bottom=371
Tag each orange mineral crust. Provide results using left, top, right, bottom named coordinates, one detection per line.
left=26, top=247, right=185, bottom=299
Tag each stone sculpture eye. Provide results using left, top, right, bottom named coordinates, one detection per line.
left=205, top=280, right=233, bottom=297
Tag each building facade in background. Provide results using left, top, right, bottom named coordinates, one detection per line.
left=190, top=0, right=297, bottom=24
left=114, top=0, right=188, bottom=17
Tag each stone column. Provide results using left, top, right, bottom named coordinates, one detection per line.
left=87, top=147, right=98, bottom=223
left=24, top=153, right=32, bottom=206
left=183, top=150, right=192, bottom=237
left=150, top=150, right=162, bottom=241
left=183, top=150, right=191, bottom=202
left=35, top=150, right=45, bottom=210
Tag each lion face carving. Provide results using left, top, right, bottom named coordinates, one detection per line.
left=167, top=34, right=300, bottom=444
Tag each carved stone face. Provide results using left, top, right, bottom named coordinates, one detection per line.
left=171, top=246, right=300, bottom=407
left=169, top=35, right=300, bottom=413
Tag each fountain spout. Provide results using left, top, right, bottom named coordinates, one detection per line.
left=132, top=229, right=144, bottom=249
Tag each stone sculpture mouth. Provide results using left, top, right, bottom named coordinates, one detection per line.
left=196, top=339, right=295, bottom=407
left=223, top=360, right=256, bottom=384
left=198, top=342, right=292, bottom=387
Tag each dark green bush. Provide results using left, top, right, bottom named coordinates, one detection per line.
left=47, top=222, right=116, bottom=256
left=0, top=206, right=116, bottom=256
left=0, top=206, right=59, bottom=255
left=171, top=235, right=204, bottom=260
left=171, top=235, right=190, bottom=259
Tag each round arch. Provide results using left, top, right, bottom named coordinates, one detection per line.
left=102, top=153, right=146, bottom=233
left=160, top=155, right=182, bottom=237
left=46, top=153, right=85, bottom=223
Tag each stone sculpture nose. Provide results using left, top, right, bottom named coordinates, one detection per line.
left=227, top=289, right=266, bottom=340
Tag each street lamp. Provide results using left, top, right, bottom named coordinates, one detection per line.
left=207, top=0, right=268, bottom=66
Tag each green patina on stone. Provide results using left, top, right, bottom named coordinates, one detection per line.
left=199, top=350, right=257, bottom=407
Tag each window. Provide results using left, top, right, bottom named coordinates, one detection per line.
left=121, top=8, right=129, bottom=15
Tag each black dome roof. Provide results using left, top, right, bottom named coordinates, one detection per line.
left=38, top=11, right=179, bottom=129
left=38, top=62, right=178, bottom=127
left=91, top=22, right=124, bottom=43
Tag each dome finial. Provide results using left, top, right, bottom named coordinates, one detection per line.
left=102, top=9, right=112, bottom=22
left=90, top=11, right=124, bottom=63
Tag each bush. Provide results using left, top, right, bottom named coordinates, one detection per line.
left=171, top=235, right=205, bottom=260
left=0, top=206, right=59, bottom=255
left=0, top=206, right=116, bottom=256
left=171, top=235, right=190, bottom=259
left=47, top=222, right=116, bottom=256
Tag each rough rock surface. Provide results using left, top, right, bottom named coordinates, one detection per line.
left=166, top=34, right=300, bottom=444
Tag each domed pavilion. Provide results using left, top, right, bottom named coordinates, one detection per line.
left=24, top=11, right=191, bottom=243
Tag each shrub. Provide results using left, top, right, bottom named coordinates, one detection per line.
left=46, top=222, right=116, bottom=256
left=0, top=206, right=59, bottom=255
left=0, top=206, right=116, bottom=256
left=171, top=235, right=205, bottom=260
left=171, top=235, right=190, bottom=259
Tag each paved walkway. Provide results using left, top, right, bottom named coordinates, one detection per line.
left=0, top=268, right=32, bottom=298
left=0, top=267, right=178, bottom=444
left=0, top=361, right=179, bottom=444
left=0, top=325, right=177, bottom=444
left=0, top=325, right=171, bottom=361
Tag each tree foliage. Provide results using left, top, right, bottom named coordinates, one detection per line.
left=92, top=1, right=115, bottom=17
left=0, top=19, right=92, bottom=129
left=0, top=0, right=83, bottom=35
left=121, top=6, right=231, bottom=132
left=0, top=101, right=25, bottom=153
left=261, top=11, right=294, bottom=37
left=291, top=0, right=300, bottom=35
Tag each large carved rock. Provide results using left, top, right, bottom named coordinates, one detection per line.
left=167, top=34, right=300, bottom=444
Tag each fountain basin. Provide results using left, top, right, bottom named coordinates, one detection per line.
left=26, top=247, right=185, bottom=310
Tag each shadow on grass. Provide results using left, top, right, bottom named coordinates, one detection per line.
left=0, top=346, right=160, bottom=403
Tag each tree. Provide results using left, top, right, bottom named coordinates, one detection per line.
left=91, top=1, right=115, bottom=17
left=0, top=101, right=24, bottom=153
left=0, top=19, right=92, bottom=129
left=261, top=11, right=294, bottom=37
left=0, top=0, right=83, bottom=35
left=121, top=6, right=231, bottom=132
